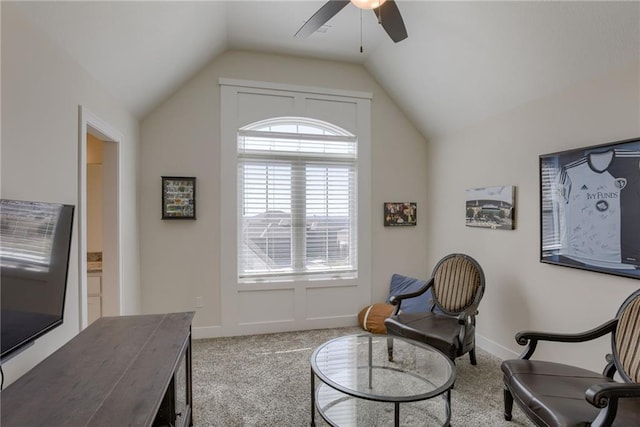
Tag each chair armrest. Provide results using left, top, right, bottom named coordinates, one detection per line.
left=456, top=305, right=479, bottom=324
left=455, top=308, right=479, bottom=346
left=515, top=318, right=618, bottom=360
left=388, top=277, right=434, bottom=313
left=586, top=382, right=640, bottom=407
left=585, top=382, right=640, bottom=427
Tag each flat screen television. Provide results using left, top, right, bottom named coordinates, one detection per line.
left=0, top=199, right=75, bottom=361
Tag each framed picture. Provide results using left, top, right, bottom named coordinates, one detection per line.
left=465, top=186, right=515, bottom=230
left=384, top=202, right=416, bottom=226
left=162, top=176, right=196, bottom=220
left=540, top=137, right=640, bottom=280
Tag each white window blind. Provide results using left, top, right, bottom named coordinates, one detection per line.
left=0, top=200, right=60, bottom=273
left=540, top=157, right=562, bottom=253
left=237, top=117, right=357, bottom=281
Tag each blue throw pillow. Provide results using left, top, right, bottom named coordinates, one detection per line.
left=386, top=273, right=439, bottom=313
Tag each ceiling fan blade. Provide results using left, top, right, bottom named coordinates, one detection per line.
left=374, top=0, right=408, bottom=43
left=295, top=0, right=350, bottom=38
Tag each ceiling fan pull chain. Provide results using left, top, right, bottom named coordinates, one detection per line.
left=360, top=9, right=364, bottom=53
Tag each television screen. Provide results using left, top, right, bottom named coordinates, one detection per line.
left=0, top=199, right=75, bottom=361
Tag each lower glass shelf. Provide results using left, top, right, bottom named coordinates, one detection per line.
left=315, top=382, right=449, bottom=427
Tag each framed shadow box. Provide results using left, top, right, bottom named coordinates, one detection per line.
left=162, top=176, right=196, bottom=220
left=540, top=137, right=640, bottom=279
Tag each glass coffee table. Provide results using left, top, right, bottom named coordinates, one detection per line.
left=310, top=334, right=456, bottom=427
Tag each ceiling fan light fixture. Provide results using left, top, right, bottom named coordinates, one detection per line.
left=350, top=0, right=387, bottom=10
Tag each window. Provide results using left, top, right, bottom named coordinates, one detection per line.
left=540, top=156, right=562, bottom=254
left=237, top=117, right=357, bottom=282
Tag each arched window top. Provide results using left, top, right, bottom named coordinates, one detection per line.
left=238, top=116, right=356, bottom=158
left=241, top=116, right=355, bottom=138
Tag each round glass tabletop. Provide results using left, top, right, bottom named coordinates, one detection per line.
left=311, top=334, right=456, bottom=402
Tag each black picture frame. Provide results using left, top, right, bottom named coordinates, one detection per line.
left=384, top=202, right=417, bottom=226
left=540, top=137, right=640, bottom=280
left=162, top=176, right=196, bottom=220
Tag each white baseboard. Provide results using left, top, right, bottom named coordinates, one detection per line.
left=192, top=325, right=223, bottom=340
left=476, top=333, right=520, bottom=360
left=192, top=316, right=358, bottom=340
left=194, top=323, right=518, bottom=362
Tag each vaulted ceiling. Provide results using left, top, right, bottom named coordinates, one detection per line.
left=13, top=1, right=640, bottom=140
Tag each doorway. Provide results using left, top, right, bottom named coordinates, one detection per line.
left=79, top=106, right=122, bottom=329
left=86, top=133, right=104, bottom=324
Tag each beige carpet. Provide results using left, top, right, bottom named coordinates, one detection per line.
left=191, top=326, right=535, bottom=426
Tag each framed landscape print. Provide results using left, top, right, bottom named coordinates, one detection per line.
left=465, top=186, right=515, bottom=230
left=162, top=176, right=196, bottom=219
left=540, top=137, right=640, bottom=280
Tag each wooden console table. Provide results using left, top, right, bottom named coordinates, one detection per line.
left=1, top=312, right=195, bottom=427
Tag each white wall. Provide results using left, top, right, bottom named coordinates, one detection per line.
left=426, top=60, right=640, bottom=371
left=140, top=50, right=429, bottom=335
left=1, top=2, right=141, bottom=385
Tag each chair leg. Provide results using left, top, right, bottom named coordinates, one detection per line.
left=386, top=337, right=394, bottom=362
left=469, top=346, right=477, bottom=365
left=503, top=386, right=513, bottom=421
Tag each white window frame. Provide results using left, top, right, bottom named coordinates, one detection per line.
left=220, top=78, right=371, bottom=330
left=237, top=117, right=358, bottom=283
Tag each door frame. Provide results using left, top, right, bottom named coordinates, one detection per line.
left=78, top=105, right=123, bottom=329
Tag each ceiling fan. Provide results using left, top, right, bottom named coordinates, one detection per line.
left=295, top=0, right=408, bottom=43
